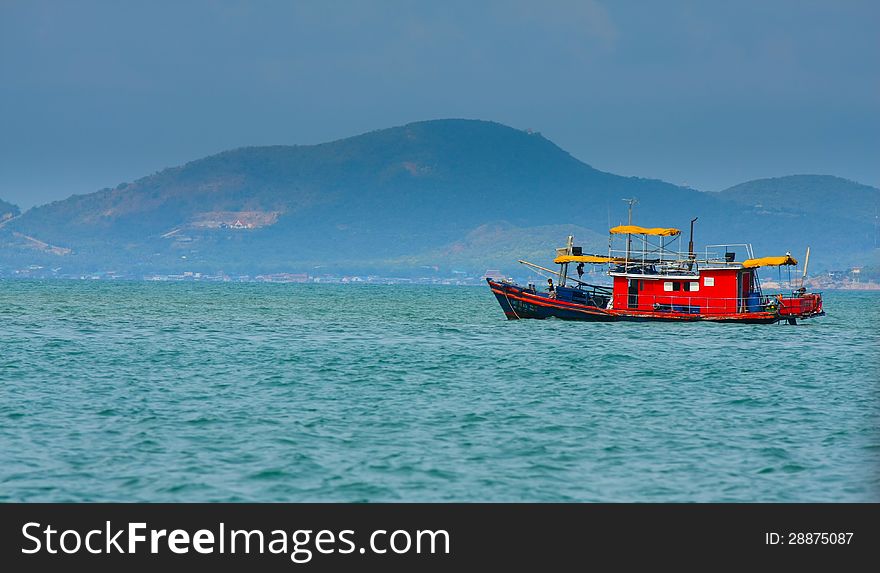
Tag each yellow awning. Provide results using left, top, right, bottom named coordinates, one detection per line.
left=609, top=225, right=681, bottom=236
left=742, top=255, right=798, bottom=268
left=554, top=255, right=617, bottom=264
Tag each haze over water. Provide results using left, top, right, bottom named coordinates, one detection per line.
left=1, top=281, right=877, bottom=502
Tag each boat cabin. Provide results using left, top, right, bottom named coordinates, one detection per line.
left=610, top=266, right=759, bottom=315
left=552, top=226, right=802, bottom=318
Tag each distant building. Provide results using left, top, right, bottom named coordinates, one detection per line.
left=851, top=267, right=862, bottom=282
left=256, top=273, right=309, bottom=283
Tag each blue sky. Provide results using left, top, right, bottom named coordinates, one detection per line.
left=1, top=0, right=878, bottom=208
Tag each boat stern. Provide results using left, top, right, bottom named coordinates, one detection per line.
left=777, top=292, right=824, bottom=320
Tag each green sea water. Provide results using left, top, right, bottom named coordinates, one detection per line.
left=1, top=280, right=878, bottom=502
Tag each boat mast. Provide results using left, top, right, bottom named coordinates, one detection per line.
left=800, top=246, right=811, bottom=289
left=688, top=217, right=698, bottom=270
left=559, top=235, right=573, bottom=287
left=623, top=198, right=638, bottom=269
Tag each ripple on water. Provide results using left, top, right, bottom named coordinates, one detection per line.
left=0, top=282, right=877, bottom=502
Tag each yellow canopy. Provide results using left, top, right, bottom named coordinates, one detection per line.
left=609, top=225, right=681, bottom=236
left=742, top=255, right=798, bottom=268
left=554, top=255, right=617, bottom=264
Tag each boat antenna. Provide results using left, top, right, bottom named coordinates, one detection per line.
left=623, top=198, right=638, bottom=263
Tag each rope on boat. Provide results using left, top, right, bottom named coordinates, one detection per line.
left=517, top=260, right=612, bottom=293
left=502, top=288, right=521, bottom=320
left=522, top=264, right=557, bottom=284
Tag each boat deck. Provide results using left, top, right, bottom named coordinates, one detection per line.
left=489, top=279, right=794, bottom=324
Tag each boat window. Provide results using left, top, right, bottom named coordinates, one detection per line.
left=689, top=281, right=699, bottom=292
left=672, top=281, right=681, bottom=291
left=664, top=281, right=673, bottom=291
left=704, top=276, right=715, bottom=287
left=639, top=280, right=644, bottom=291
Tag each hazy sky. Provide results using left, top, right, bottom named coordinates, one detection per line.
left=1, top=0, right=878, bottom=209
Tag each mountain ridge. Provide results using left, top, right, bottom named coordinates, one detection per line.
left=0, top=198, right=19, bottom=222
left=1, top=119, right=876, bottom=276
left=718, top=174, right=880, bottom=225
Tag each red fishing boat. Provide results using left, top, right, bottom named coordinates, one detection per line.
left=487, top=219, right=824, bottom=324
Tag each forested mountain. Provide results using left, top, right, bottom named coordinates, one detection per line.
left=2, top=120, right=875, bottom=275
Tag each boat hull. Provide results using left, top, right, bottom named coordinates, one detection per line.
left=487, top=279, right=782, bottom=324
left=489, top=279, right=616, bottom=321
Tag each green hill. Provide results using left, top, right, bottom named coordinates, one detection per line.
left=718, top=175, right=880, bottom=225
left=387, top=222, right=610, bottom=273
left=715, top=175, right=879, bottom=269
left=1, top=121, right=875, bottom=275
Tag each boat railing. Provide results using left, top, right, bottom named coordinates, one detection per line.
left=571, top=282, right=613, bottom=295
left=703, top=244, right=755, bottom=264
left=606, top=248, right=705, bottom=275
left=606, top=243, right=757, bottom=271
left=607, top=247, right=674, bottom=264
left=611, top=292, right=780, bottom=315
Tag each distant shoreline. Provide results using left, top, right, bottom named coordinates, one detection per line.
left=2, top=275, right=880, bottom=291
